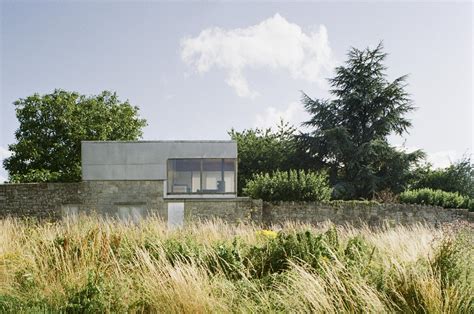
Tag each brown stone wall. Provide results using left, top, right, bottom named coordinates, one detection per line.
left=0, top=181, right=165, bottom=219
left=0, top=181, right=257, bottom=222
left=81, top=181, right=166, bottom=217
left=164, top=198, right=262, bottom=224
left=0, top=182, right=82, bottom=219
left=262, top=201, right=474, bottom=227
left=1, top=182, right=473, bottom=226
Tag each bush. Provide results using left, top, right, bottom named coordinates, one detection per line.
left=399, top=188, right=469, bottom=209
left=410, top=157, right=474, bottom=198
left=243, top=169, right=332, bottom=202
left=206, top=239, right=245, bottom=280
left=246, top=227, right=375, bottom=278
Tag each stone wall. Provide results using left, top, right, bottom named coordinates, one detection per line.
left=1, top=182, right=473, bottom=226
left=0, top=181, right=256, bottom=222
left=166, top=198, right=262, bottom=224
left=81, top=181, right=165, bottom=217
left=262, top=201, right=474, bottom=227
left=0, top=183, right=82, bottom=219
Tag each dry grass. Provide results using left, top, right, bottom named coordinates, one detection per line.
left=0, top=215, right=472, bottom=313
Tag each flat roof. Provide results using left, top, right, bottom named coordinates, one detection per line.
left=81, top=140, right=236, bottom=144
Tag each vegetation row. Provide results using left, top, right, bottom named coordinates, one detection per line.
left=0, top=217, right=472, bottom=312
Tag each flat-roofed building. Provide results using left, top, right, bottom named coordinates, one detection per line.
left=79, top=140, right=247, bottom=226
left=0, top=140, right=260, bottom=225
left=82, top=140, right=237, bottom=196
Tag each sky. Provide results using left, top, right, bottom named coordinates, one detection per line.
left=0, top=1, right=472, bottom=182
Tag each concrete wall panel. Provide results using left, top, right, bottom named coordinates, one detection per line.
left=81, top=141, right=237, bottom=180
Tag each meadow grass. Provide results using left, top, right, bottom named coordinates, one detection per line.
left=0, top=215, right=472, bottom=313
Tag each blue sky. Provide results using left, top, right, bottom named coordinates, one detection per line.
left=0, top=1, right=472, bottom=182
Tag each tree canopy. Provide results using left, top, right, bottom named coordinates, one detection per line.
left=410, top=156, right=474, bottom=199
left=299, top=42, right=424, bottom=199
left=4, top=89, right=147, bottom=182
left=229, top=120, right=309, bottom=194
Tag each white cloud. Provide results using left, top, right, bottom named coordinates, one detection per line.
left=396, top=146, right=463, bottom=169
left=255, top=102, right=310, bottom=130
left=180, top=13, right=335, bottom=98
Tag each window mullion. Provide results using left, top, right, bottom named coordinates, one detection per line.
left=200, top=159, right=203, bottom=194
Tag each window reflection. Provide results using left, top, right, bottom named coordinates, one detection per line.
left=167, top=158, right=236, bottom=194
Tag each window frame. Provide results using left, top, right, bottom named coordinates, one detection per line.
left=166, top=158, right=237, bottom=195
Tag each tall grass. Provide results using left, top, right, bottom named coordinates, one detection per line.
left=0, top=215, right=472, bottom=313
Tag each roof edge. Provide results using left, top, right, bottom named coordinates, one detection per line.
left=81, top=140, right=236, bottom=144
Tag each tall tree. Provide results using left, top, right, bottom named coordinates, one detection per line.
left=300, top=42, right=424, bottom=199
left=4, top=89, right=147, bottom=182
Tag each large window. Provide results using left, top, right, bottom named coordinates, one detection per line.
left=167, top=158, right=236, bottom=194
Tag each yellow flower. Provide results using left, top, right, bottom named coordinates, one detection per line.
left=256, top=229, right=277, bottom=239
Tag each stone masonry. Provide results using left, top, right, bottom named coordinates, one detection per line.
left=262, top=201, right=474, bottom=227
left=0, top=182, right=473, bottom=226
left=0, top=181, right=258, bottom=222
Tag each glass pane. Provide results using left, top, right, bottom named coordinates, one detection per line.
left=223, top=159, right=236, bottom=193
left=202, top=159, right=222, bottom=193
left=168, top=159, right=201, bottom=193
left=167, top=158, right=236, bottom=194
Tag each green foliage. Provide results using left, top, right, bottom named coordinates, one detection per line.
left=61, top=272, right=110, bottom=312
left=243, top=169, right=332, bottom=202
left=410, top=156, right=474, bottom=198
left=1, top=218, right=473, bottom=312
left=344, top=235, right=373, bottom=267
left=163, top=238, right=204, bottom=265
left=0, top=295, right=50, bottom=313
left=9, top=169, right=62, bottom=183
left=229, top=120, right=310, bottom=194
left=207, top=239, right=245, bottom=280
left=399, top=188, right=468, bottom=209
left=299, top=42, right=424, bottom=199
left=4, top=89, right=147, bottom=183
left=246, top=227, right=374, bottom=279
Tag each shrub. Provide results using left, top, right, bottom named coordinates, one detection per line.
left=61, top=272, right=111, bottom=312
left=245, top=227, right=377, bottom=279
left=399, top=188, right=469, bottom=209
left=162, top=238, right=204, bottom=265
left=206, top=239, right=245, bottom=280
left=464, top=198, right=474, bottom=212
left=410, top=157, right=474, bottom=198
left=243, top=169, right=332, bottom=202
left=246, top=229, right=339, bottom=277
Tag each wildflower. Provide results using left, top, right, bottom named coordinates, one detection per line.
left=256, top=229, right=277, bottom=239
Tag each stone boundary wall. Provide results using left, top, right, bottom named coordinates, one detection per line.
left=1, top=182, right=473, bottom=226
left=262, top=201, right=474, bottom=227
left=0, top=183, right=82, bottom=219
left=0, top=182, right=257, bottom=222
left=166, top=198, right=263, bottom=224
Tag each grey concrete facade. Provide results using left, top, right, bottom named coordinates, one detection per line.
left=82, top=141, right=237, bottom=181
